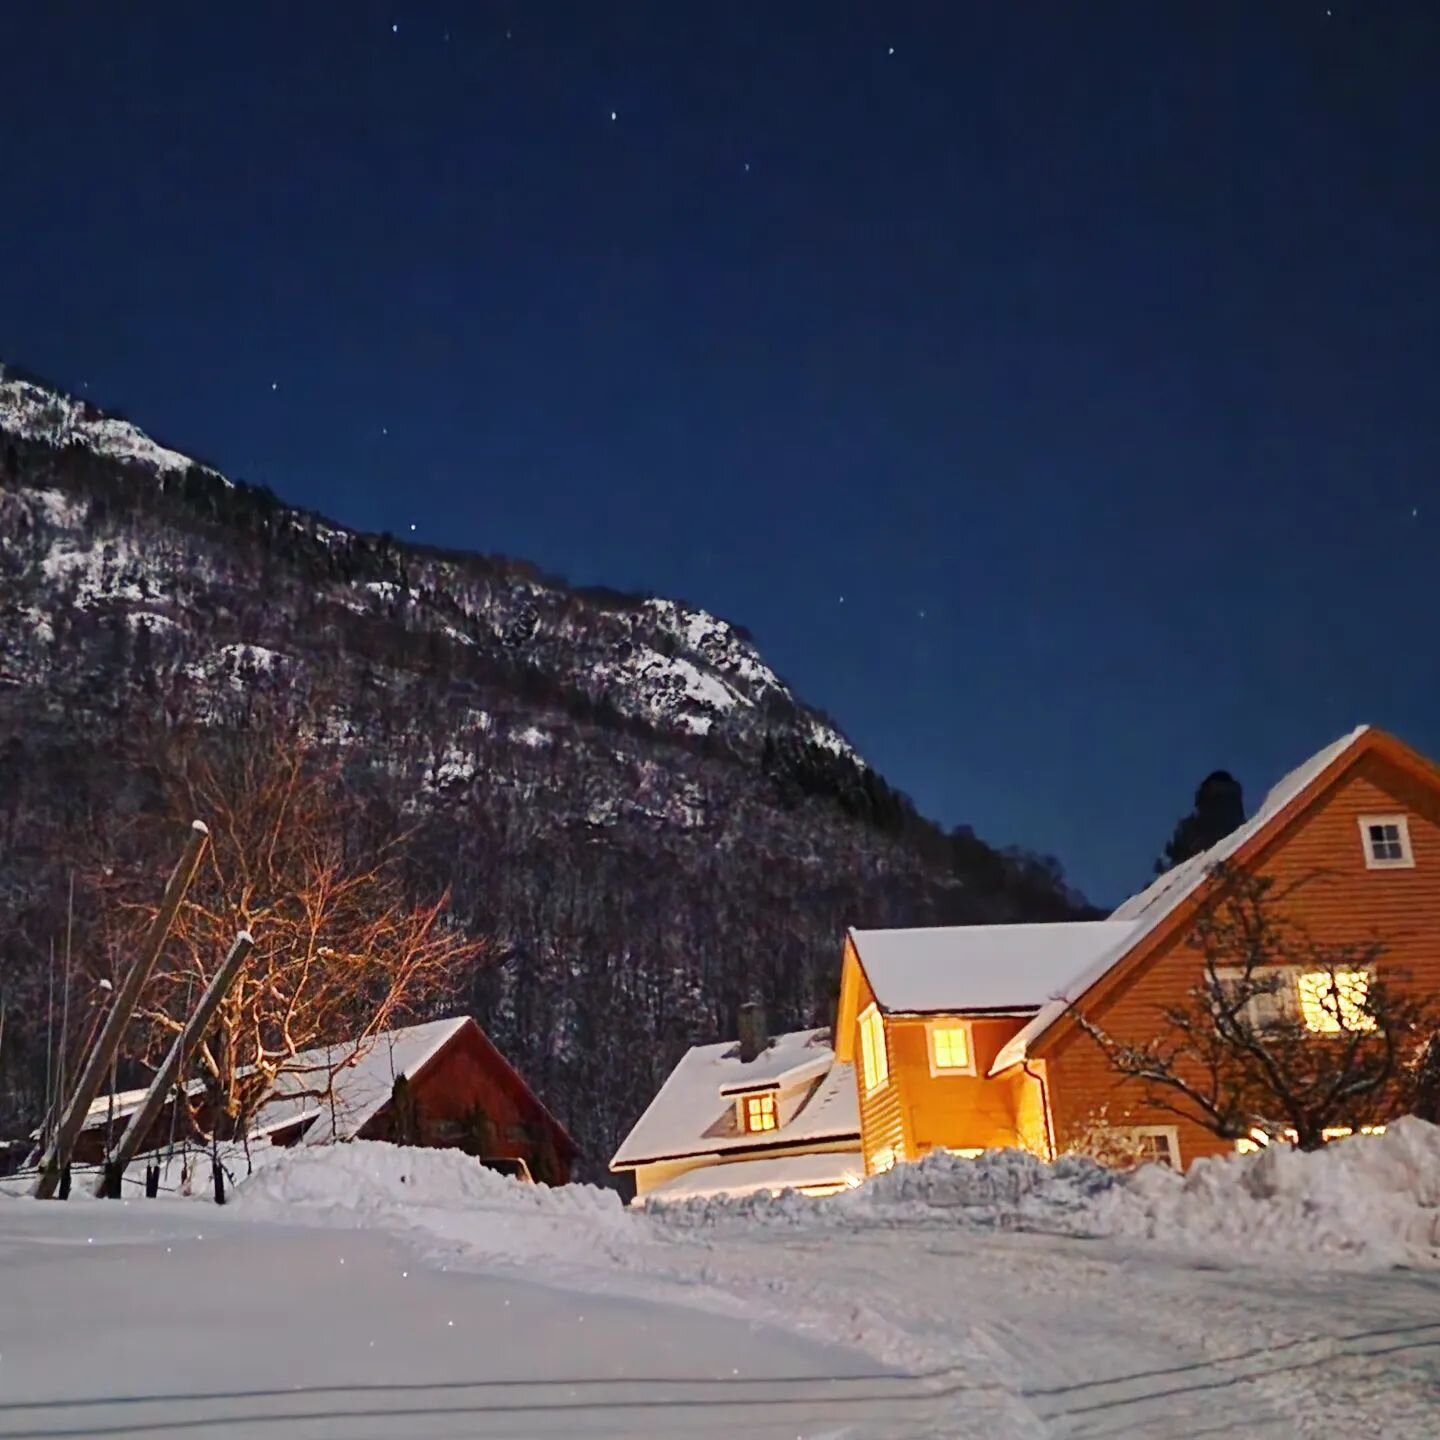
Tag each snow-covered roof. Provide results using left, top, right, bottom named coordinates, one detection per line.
left=990, top=726, right=1372, bottom=1075
left=849, top=921, right=1141, bottom=1015
left=610, top=1028, right=859, bottom=1169
left=263, top=1016, right=473, bottom=1144
left=640, top=1149, right=865, bottom=1203
left=66, top=1016, right=500, bottom=1146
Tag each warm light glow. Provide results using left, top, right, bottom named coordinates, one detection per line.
left=929, top=1023, right=971, bottom=1071
left=859, top=1005, right=889, bottom=1093
left=1296, top=970, right=1376, bottom=1033
left=871, top=1146, right=896, bottom=1173
left=743, top=1093, right=777, bottom=1133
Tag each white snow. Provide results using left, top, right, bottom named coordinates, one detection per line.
left=610, top=1028, right=858, bottom=1169
left=0, top=369, right=222, bottom=480
left=8, top=1124, right=1440, bottom=1434
left=850, top=920, right=1140, bottom=1016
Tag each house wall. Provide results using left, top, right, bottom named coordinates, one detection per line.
left=1046, top=747, right=1440, bottom=1167
left=630, top=1136, right=859, bottom=1198
left=886, top=1015, right=1031, bottom=1159
left=362, top=1032, right=572, bottom=1183
left=843, top=955, right=909, bottom=1173
left=841, top=939, right=1037, bottom=1171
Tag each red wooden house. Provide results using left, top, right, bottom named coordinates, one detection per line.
left=64, top=1016, right=577, bottom=1183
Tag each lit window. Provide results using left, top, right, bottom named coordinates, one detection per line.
left=1358, top=815, right=1414, bottom=869
left=1238, top=1124, right=1385, bottom=1154
left=742, top=1093, right=777, bottom=1133
left=928, top=1022, right=973, bottom=1074
left=859, top=1005, right=889, bottom=1094
left=870, top=1146, right=896, bottom=1173
left=1296, top=970, right=1376, bottom=1033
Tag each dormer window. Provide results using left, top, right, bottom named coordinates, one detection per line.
left=1359, top=815, right=1413, bottom=869
left=742, top=1093, right=777, bottom=1133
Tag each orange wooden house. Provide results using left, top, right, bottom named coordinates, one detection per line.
left=835, top=725, right=1440, bottom=1173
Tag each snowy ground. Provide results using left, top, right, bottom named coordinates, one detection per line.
left=5, top=1127, right=1440, bottom=1437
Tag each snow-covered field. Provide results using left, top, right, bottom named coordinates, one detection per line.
left=5, top=1127, right=1440, bottom=1437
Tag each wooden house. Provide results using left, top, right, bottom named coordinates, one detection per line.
left=610, top=1020, right=862, bottom=1202
left=836, top=725, right=1440, bottom=1173
left=63, top=1016, right=576, bottom=1183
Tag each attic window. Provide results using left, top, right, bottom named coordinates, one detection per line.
left=927, top=1022, right=975, bottom=1076
left=1359, top=815, right=1413, bottom=869
left=742, top=1093, right=777, bottom=1133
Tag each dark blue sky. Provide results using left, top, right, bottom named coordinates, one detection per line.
left=5, top=1, right=1438, bottom=905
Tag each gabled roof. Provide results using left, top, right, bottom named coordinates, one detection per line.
left=990, top=725, right=1377, bottom=1074
left=64, top=1015, right=574, bottom=1159
left=610, top=1027, right=859, bottom=1170
left=264, top=1016, right=473, bottom=1144
left=848, top=921, right=1140, bottom=1016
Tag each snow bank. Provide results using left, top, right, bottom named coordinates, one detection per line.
left=1100, top=1117, right=1440, bottom=1266
left=233, top=1142, right=634, bottom=1277
left=652, top=1122, right=1440, bottom=1268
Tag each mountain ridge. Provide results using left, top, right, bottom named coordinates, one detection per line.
left=0, top=361, right=1092, bottom=1174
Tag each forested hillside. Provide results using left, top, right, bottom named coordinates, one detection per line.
left=0, top=365, right=1093, bottom=1175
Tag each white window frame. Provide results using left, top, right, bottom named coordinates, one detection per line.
left=1358, top=814, right=1414, bottom=870
left=1119, top=1125, right=1182, bottom=1170
left=1214, top=965, right=1296, bottom=1029
left=926, top=1020, right=977, bottom=1077
left=858, top=1004, right=889, bottom=1095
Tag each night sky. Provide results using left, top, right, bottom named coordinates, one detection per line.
left=5, top=2, right=1439, bottom=905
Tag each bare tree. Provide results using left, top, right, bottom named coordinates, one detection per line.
left=1072, top=866, right=1437, bottom=1151
left=94, top=708, right=482, bottom=1138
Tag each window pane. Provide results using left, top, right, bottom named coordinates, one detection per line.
left=1296, top=970, right=1375, bottom=1032
left=931, top=1024, right=969, bottom=1069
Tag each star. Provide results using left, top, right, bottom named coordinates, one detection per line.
left=391, top=22, right=399, bottom=34
left=610, top=110, right=618, bottom=122
left=743, top=162, right=751, bottom=173
left=888, top=46, right=895, bottom=55
left=409, top=523, right=417, bottom=532
left=270, top=381, right=278, bottom=391
left=381, top=426, right=388, bottom=435
left=838, top=595, right=846, bottom=605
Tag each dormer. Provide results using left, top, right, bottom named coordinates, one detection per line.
left=718, top=1046, right=833, bottom=1136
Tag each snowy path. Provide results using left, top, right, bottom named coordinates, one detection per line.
left=0, top=1205, right=948, bottom=1439
left=636, top=1218, right=1440, bottom=1438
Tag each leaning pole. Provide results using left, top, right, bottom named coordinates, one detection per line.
left=34, top=821, right=210, bottom=1199
left=95, top=928, right=254, bottom=1198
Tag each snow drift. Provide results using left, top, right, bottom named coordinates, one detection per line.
left=650, top=1119, right=1440, bottom=1268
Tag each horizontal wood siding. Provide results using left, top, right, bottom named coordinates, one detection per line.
left=365, top=1028, right=573, bottom=1182
left=1049, top=748, right=1440, bottom=1166
left=890, top=1016, right=1030, bottom=1155
left=844, top=958, right=908, bottom=1173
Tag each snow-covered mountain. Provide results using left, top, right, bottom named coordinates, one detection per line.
left=0, top=362, right=1089, bottom=1173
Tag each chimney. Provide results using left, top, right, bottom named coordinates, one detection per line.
left=737, top=1001, right=768, bottom=1064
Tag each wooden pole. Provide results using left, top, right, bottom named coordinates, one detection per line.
left=33, top=821, right=210, bottom=1199
left=96, top=929, right=253, bottom=1197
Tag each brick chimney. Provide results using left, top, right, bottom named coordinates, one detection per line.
left=737, top=1001, right=768, bottom=1063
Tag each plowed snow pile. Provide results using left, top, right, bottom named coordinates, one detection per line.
left=649, top=1118, right=1440, bottom=1268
